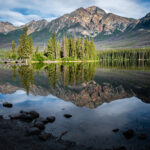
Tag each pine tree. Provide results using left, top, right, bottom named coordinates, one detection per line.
left=84, top=38, right=89, bottom=59
left=47, top=37, right=55, bottom=59
left=11, top=40, right=16, bottom=54
left=61, top=35, right=67, bottom=58
left=36, top=45, right=39, bottom=53
left=18, top=27, right=32, bottom=59
left=29, top=36, right=34, bottom=56
left=52, top=32, right=57, bottom=59
left=56, top=42, right=60, bottom=59
left=76, top=38, right=81, bottom=59
left=65, top=37, right=69, bottom=57
left=89, top=39, right=96, bottom=59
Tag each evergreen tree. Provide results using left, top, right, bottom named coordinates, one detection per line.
left=84, top=38, right=89, bottom=59
left=17, top=27, right=33, bottom=59
left=61, top=35, right=67, bottom=58
left=36, top=45, right=39, bottom=53
left=65, top=36, right=69, bottom=57
left=47, top=37, right=55, bottom=59
left=76, top=38, right=81, bottom=59
left=29, top=36, right=34, bottom=55
left=56, top=42, right=60, bottom=59
left=11, top=40, right=16, bottom=54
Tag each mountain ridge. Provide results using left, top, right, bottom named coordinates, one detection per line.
left=0, top=6, right=150, bottom=49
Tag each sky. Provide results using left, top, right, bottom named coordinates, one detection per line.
left=0, top=0, right=150, bottom=26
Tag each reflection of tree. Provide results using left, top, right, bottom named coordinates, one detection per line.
left=18, top=65, right=34, bottom=95
left=45, top=63, right=96, bottom=87
left=45, top=64, right=61, bottom=88
left=11, top=65, right=17, bottom=82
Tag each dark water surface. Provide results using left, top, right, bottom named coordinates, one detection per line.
left=0, top=62, right=150, bottom=149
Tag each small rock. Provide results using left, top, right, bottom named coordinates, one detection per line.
left=46, top=116, right=56, bottom=123
left=9, top=113, right=22, bottom=120
left=28, top=111, right=39, bottom=118
left=34, top=121, right=45, bottom=130
left=138, top=134, right=147, bottom=140
left=64, top=114, right=72, bottom=118
left=0, top=115, right=3, bottom=119
left=113, top=129, right=119, bottom=133
left=123, top=129, right=134, bottom=139
left=113, top=146, right=126, bottom=150
left=26, top=127, right=41, bottom=136
left=39, top=133, right=52, bottom=141
left=3, top=102, right=13, bottom=108
left=33, top=117, right=47, bottom=124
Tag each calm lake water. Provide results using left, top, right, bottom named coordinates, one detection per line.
left=0, top=62, right=150, bottom=149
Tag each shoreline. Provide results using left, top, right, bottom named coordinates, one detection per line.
left=0, top=60, right=99, bottom=65
left=0, top=113, right=88, bottom=150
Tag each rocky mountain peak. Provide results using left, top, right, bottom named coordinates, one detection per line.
left=86, top=6, right=106, bottom=15
left=145, top=12, right=150, bottom=18
left=0, top=22, right=16, bottom=34
left=21, top=19, right=48, bottom=35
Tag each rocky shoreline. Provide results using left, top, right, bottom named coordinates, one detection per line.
left=0, top=103, right=149, bottom=150
left=0, top=111, right=88, bottom=150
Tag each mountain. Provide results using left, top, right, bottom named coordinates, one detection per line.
left=135, top=13, right=150, bottom=30
left=95, top=12, right=150, bottom=49
left=0, top=22, right=16, bottom=34
left=19, top=19, right=48, bottom=35
left=0, top=6, right=150, bottom=49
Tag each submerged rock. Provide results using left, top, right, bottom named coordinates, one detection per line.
left=9, top=113, right=22, bottom=120
left=39, top=132, right=53, bottom=141
left=112, top=128, right=119, bottom=133
left=10, top=110, right=39, bottom=122
left=138, top=134, right=147, bottom=140
left=3, top=102, right=13, bottom=108
left=33, top=121, right=45, bottom=130
left=123, top=129, right=134, bottom=139
left=46, top=116, right=56, bottom=123
left=26, top=127, right=41, bottom=136
left=113, top=146, right=126, bottom=150
left=64, top=114, right=72, bottom=118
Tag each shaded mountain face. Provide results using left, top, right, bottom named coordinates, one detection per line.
left=0, top=22, right=16, bottom=34
left=135, top=13, right=150, bottom=30
left=0, top=6, right=149, bottom=49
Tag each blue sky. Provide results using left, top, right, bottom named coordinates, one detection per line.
left=0, top=0, right=150, bottom=26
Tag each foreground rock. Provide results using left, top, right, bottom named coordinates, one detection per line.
left=0, top=118, right=88, bottom=150
left=123, top=129, right=134, bottom=139
left=26, top=127, right=41, bottom=136
left=10, top=110, right=39, bottom=122
left=112, top=128, right=119, bottom=133
left=3, top=102, right=13, bottom=108
left=46, top=116, right=56, bottom=123
left=33, top=120, right=45, bottom=130
left=138, top=134, right=147, bottom=140
left=39, top=132, right=53, bottom=141
left=64, top=114, right=72, bottom=118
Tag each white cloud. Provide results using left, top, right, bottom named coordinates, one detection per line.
left=0, top=0, right=149, bottom=25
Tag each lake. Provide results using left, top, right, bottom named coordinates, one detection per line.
left=0, top=61, right=150, bottom=149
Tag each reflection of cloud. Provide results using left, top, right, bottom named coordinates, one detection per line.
left=0, top=90, right=62, bottom=104
left=95, top=97, right=142, bottom=116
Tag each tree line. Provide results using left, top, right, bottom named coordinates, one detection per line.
left=10, top=27, right=97, bottom=60
left=97, top=48, right=150, bottom=61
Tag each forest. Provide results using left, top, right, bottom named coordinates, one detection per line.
left=1, top=27, right=150, bottom=62
left=97, top=48, right=150, bottom=61
left=9, top=27, right=97, bottom=61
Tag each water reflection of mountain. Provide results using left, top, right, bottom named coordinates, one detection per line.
left=0, top=63, right=150, bottom=108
